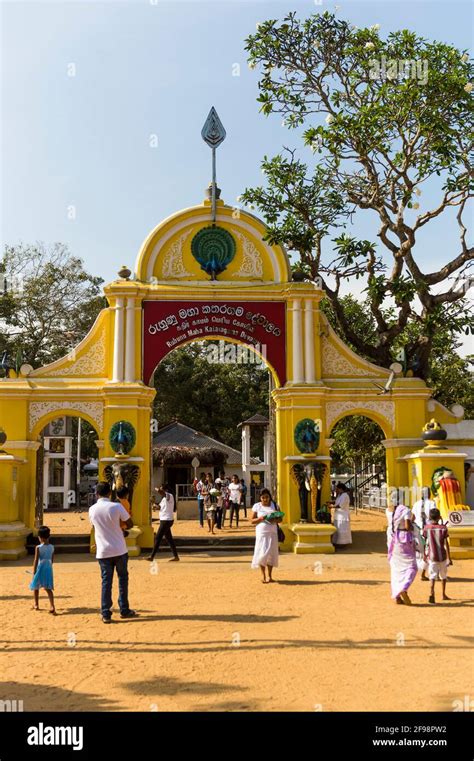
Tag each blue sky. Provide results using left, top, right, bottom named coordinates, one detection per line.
left=1, top=0, right=473, bottom=356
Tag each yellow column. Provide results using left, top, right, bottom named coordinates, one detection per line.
left=400, top=446, right=471, bottom=558
left=0, top=449, right=30, bottom=560
left=97, top=385, right=156, bottom=556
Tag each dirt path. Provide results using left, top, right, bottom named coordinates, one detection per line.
left=1, top=511, right=472, bottom=712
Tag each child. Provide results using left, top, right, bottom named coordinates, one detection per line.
left=202, top=475, right=216, bottom=535
left=423, top=507, right=453, bottom=604
left=30, top=526, right=56, bottom=614
left=116, top=486, right=131, bottom=538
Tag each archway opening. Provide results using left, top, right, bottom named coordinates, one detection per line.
left=329, top=414, right=386, bottom=510
left=149, top=338, right=274, bottom=538
left=36, top=415, right=99, bottom=537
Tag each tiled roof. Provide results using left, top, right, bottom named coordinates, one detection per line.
left=238, top=413, right=269, bottom=426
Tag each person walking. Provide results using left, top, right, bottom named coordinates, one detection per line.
left=196, top=472, right=206, bottom=528
left=251, top=488, right=282, bottom=583
left=388, top=502, right=417, bottom=605
left=412, top=487, right=436, bottom=581
left=228, top=474, right=243, bottom=528
left=89, top=481, right=137, bottom=623
left=330, top=482, right=352, bottom=548
left=214, top=471, right=229, bottom=529
left=423, top=507, right=453, bottom=604
left=412, top=487, right=435, bottom=529
left=240, top=479, right=248, bottom=517
left=203, top=474, right=217, bottom=534
left=29, top=525, right=56, bottom=615
left=147, top=485, right=180, bottom=562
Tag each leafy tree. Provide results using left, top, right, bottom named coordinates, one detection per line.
left=323, top=294, right=474, bottom=417
left=330, top=415, right=385, bottom=473
left=0, top=243, right=106, bottom=368
left=242, top=12, right=474, bottom=378
left=153, top=343, right=270, bottom=453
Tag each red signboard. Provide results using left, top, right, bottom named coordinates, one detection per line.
left=143, top=300, right=286, bottom=385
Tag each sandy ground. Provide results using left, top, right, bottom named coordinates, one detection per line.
left=0, top=511, right=473, bottom=713
left=44, top=508, right=256, bottom=538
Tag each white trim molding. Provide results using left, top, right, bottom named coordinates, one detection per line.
left=124, top=297, right=136, bottom=382
left=1, top=441, right=42, bottom=451
left=112, top=297, right=125, bottom=382
left=382, top=438, right=423, bottom=450
left=325, top=400, right=395, bottom=432
left=29, top=401, right=104, bottom=433
left=292, top=299, right=304, bottom=383
left=304, top=299, right=315, bottom=383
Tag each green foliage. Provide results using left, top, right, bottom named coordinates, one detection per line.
left=153, top=343, right=270, bottom=452
left=323, top=295, right=474, bottom=417
left=393, top=315, right=474, bottom=417
left=321, top=295, right=380, bottom=350
left=331, top=415, right=385, bottom=472
left=243, top=11, right=474, bottom=377
left=0, top=243, right=106, bottom=368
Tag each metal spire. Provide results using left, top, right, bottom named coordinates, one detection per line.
left=201, top=107, right=226, bottom=224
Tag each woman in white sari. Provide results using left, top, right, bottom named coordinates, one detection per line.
left=251, top=489, right=282, bottom=583
left=388, top=503, right=417, bottom=605
left=330, top=482, right=352, bottom=548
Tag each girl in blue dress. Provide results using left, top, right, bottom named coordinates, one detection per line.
left=30, top=526, right=56, bottom=614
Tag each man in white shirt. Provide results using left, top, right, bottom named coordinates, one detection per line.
left=412, top=488, right=436, bottom=529
left=196, top=472, right=206, bottom=528
left=89, top=481, right=136, bottom=623
left=147, top=485, right=180, bottom=562
left=412, top=487, right=436, bottom=581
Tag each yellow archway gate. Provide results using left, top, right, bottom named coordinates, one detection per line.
left=0, top=195, right=470, bottom=558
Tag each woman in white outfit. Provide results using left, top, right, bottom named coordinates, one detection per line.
left=330, top=482, right=352, bottom=548
left=412, top=488, right=435, bottom=581
left=251, top=489, right=281, bottom=583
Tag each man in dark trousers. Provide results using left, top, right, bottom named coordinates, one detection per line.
left=147, top=484, right=180, bottom=562
left=89, top=481, right=137, bottom=623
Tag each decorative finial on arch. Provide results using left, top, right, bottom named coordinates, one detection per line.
left=201, top=107, right=226, bottom=225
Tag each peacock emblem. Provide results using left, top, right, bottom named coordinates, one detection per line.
left=294, top=419, right=320, bottom=454
left=109, top=421, right=136, bottom=456
left=190, top=226, right=236, bottom=280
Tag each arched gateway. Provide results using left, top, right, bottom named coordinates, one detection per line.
left=0, top=194, right=472, bottom=558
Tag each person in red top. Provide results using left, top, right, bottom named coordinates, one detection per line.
left=422, top=507, right=453, bottom=604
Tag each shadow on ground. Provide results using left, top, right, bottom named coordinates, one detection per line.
left=0, top=681, right=118, bottom=711
left=1, top=632, right=472, bottom=655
